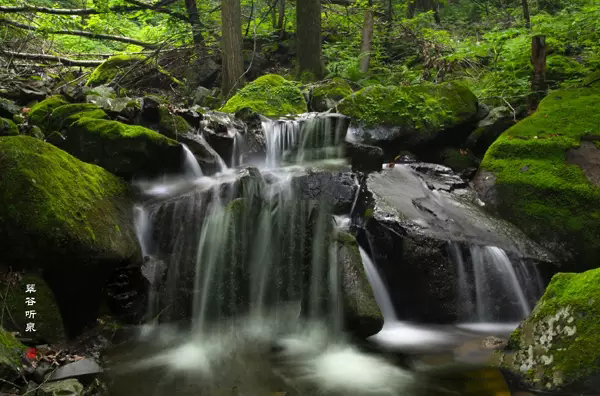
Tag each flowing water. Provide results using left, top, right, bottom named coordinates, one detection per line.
left=106, top=113, right=527, bottom=395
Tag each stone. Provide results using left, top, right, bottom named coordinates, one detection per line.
left=0, top=117, right=18, bottom=136
left=344, top=141, right=384, bottom=172
left=0, top=327, right=25, bottom=380
left=0, top=137, right=141, bottom=337
left=0, top=97, right=21, bottom=119
left=495, top=268, right=600, bottom=393
left=193, top=86, right=213, bottom=107
left=49, top=358, right=103, bottom=381
left=291, top=170, right=358, bottom=215
left=466, top=106, right=516, bottom=156
left=308, top=78, right=353, bottom=112
left=38, top=379, right=84, bottom=396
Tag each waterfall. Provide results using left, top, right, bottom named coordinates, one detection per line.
left=359, top=247, right=397, bottom=323
left=181, top=144, right=203, bottom=178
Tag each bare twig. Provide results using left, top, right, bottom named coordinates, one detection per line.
left=0, top=51, right=102, bottom=66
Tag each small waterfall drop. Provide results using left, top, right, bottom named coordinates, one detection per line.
left=359, top=247, right=397, bottom=323
left=181, top=144, right=203, bottom=178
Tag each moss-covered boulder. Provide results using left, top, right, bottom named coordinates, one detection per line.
left=474, top=88, right=600, bottom=269
left=28, top=95, right=69, bottom=128
left=48, top=118, right=184, bottom=179
left=86, top=54, right=182, bottom=90
left=47, top=103, right=107, bottom=131
left=583, top=70, right=600, bottom=88
left=0, top=327, right=25, bottom=380
left=495, top=268, right=600, bottom=392
left=0, top=117, right=18, bottom=136
left=158, top=105, right=195, bottom=139
left=0, top=136, right=141, bottom=337
left=309, top=78, right=353, bottom=112
left=336, top=232, right=383, bottom=338
left=0, top=272, right=66, bottom=343
left=221, top=74, right=308, bottom=117
left=337, top=82, right=478, bottom=152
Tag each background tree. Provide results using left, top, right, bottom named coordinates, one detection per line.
left=221, top=0, right=245, bottom=96
left=296, top=0, right=324, bottom=80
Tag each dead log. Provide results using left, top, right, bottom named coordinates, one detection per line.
left=1, top=51, right=103, bottom=67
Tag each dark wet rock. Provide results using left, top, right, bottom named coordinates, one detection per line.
left=307, top=78, right=353, bottom=112
left=105, top=264, right=148, bottom=324
left=193, top=86, right=220, bottom=108
left=235, top=107, right=265, bottom=157
left=33, top=361, right=53, bottom=383
left=0, top=97, right=21, bottom=119
left=38, top=378, right=84, bottom=396
left=200, top=110, right=247, bottom=166
left=141, top=96, right=162, bottom=123
left=344, top=141, right=384, bottom=172
left=291, top=170, right=358, bottom=215
left=336, top=232, right=383, bottom=338
left=466, top=106, right=515, bottom=156
left=178, top=131, right=226, bottom=175
left=356, top=163, right=555, bottom=323
left=428, top=148, right=480, bottom=174
left=173, top=107, right=204, bottom=129
left=49, top=358, right=103, bottom=381
left=0, top=117, right=18, bottom=136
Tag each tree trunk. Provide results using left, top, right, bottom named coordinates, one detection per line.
left=522, top=0, right=531, bottom=28
left=277, top=0, right=286, bottom=37
left=184, top=0, right=206, bottom=54
left=359, top=2, right=374, bottom=73
left=407, top=0, right=440, bottom=23
left=529, top=35, right=547, bottom=110
left=221, top=0, right=245, bottom=96
left=296, top=0, right=324, bottom=80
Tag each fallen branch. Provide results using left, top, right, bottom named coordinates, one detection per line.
left=1, top=51, right=102, bottom=66
left=0, top=18, right=159, bottom=48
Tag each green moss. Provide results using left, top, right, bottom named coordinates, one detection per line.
left=479, top=88, right=600, bottom=268
left=583, top=70, right=600, bottom=87
left=86, top=54, right=183, bottom=88
left=158, top=106, right=193, bottom=139
left=312, top=78, right=353, bottom=101
left=0, top=326, right=25, bottom=374
left=28, top=95, right=69, bottom=127
left=438, top=148, right=480, bottom=172
left=0, top=136, right=134, bottom=269
left=0, top=117, right=18, bottom=136
left=501, top=268, right=600, bottom=390
left=547, top=55, right=588, bottom=83
left=221, top=74, right=308, bottom=117
left=72, top=118, right=178, bottom=145
left=336, top=82, right=477, bottom=135
left=48, top=103, right=107, bottom=131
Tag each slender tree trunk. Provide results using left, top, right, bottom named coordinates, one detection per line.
left=529, top=35, right=547, bottom=110
left=221, top=0, right=245, bottom=96
left=184, top=0, right=206, bottom=54
left=407, top=0, right=440, bottom=23
left=296, top=0, right=324, bottom=80
left=522, top=0, right=531, bottom=28
left=277, top=0, right=286, bottom=37
left=359, top=1, right=374, bottom=73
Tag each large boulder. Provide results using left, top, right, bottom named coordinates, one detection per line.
left=473, top=88, right=600, bottom=270
left=0, top=136, right=141, bottom=337
left=86, top=54, right=182, bottom=90
left=356, top=162, right=554, bottom=323
left=291, top=170, right=358, bottom=215
left=466, top=106, right=516, bottom=156
left=221, top=74, right=308, bottom=117
left=337, top=82, right=478, bottom=155
left=495, top=268, right=600, bottom=393
left=28, top=95, right=69, bottom=129
left=336, top=232, right=383, bottom=338
left=48, top=117, right=184, bottom=179
left=308, top=78, right=353, bottom=112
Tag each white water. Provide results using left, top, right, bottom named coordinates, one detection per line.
left=181, top=144, right=203, bottom=178
left=359, top=247, right=397, bottom=322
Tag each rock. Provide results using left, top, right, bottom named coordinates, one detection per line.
left=33, top=360, right=53, bottom=383
left=46, top=103, right=107, bottom=131
left=221, top=74, right=308, bottom=117
left=141, top=96, right=162, bottom=123
left=336, top=82, right=478, bottom=154
left=0, top=272, right=66, bottom=343
left=173, top=107, right=204, bottom=129
left=308, top=78, right=353, bottom=112
left=0, top=97, right=20, bottom=119
left=157, top=106, right=195, bottom=139
left=291, top=170, right=358, bottom=215
left=28, top=95, right=69, bottom=128
left=86, top=54, right=182, bottom=90
left=49, top=358, right=103, bottom=381
left=0, top=117, right=18, bottom=136
left=495, top=268, right=600, bottom=393
left=433, top=148, right=480, bottom=173
left=466, top=106, right=515, bottom=156
left=0, top=327, right=25, bottom=380
left=86, top=95, right=140, bottom=119
left=193, top=86, right=214, bottom=107
left=48, top=117, right=184, bottom=179
left=177, top=131, right=226, bottom=175
left=200, top=110, right=247, bottom=166
left=473, top=88, right=600, bottom=270
left=0, top=136, right=141, bottom=337
left=336, top=232, right=383, bottom=338
left=344, top=141, right=384, bottom=172
left=234, top=107, right=266, bottom=158
left=356, top=163, right=554, bottom=322
left=38, top=379, right=84, bottom=396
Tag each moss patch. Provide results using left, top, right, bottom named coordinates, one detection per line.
left=28, top=95, right=69, bottom=127
left=499, top=268, right=600, bottom=391
left=479, top=88, right=600, bottom=268
left=437, top=148, right=480, bottom=172
left=158, top=106, right=194, bottom=139
left=547, top=55, right=588, bottom=83
left=0, top=326, right=25, bottom=376
left=0, top=136, right=138, bottom=269
left=583, top=70, right=600, bottom=88
left=221, top=74, right=308, bottom=117
left=48, top=103, right=107, bottom=131
left=0, top=117, right=18, bottom=136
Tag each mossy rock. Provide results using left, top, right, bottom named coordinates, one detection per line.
left=496, top=268, right=600, bottom=392
left=0, top=327, right=25, bottom=379
left=28, top=95, right=69, bottom=128
left=336, top=232, right=383, bottom=338
left=309, top=78, right=353, bottom=112
left=86, top=54, right=183, bottom=90
left=0, top=272, right=66, bottom=343
left=583, top=70, right=600, bottom=88
left=547, top=55, right=588, bottom=83
left=475, top=88, right=600, bottom=269
left=47, top=103, right=107, bottom=131
left=49, top=118, right=183, bottom=179
left=158, top=105, right=194, bottom=139
left=0, top=117, right=18, bottom=136
left=0, top=136, right=140, bottom=337
left=221, top=74, right=308, bottom=117
left=0, top=97, right=20, bottom=119
left=336, top=82, right=478, bottom=150
left=436, top=148, right=480, bottom=173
